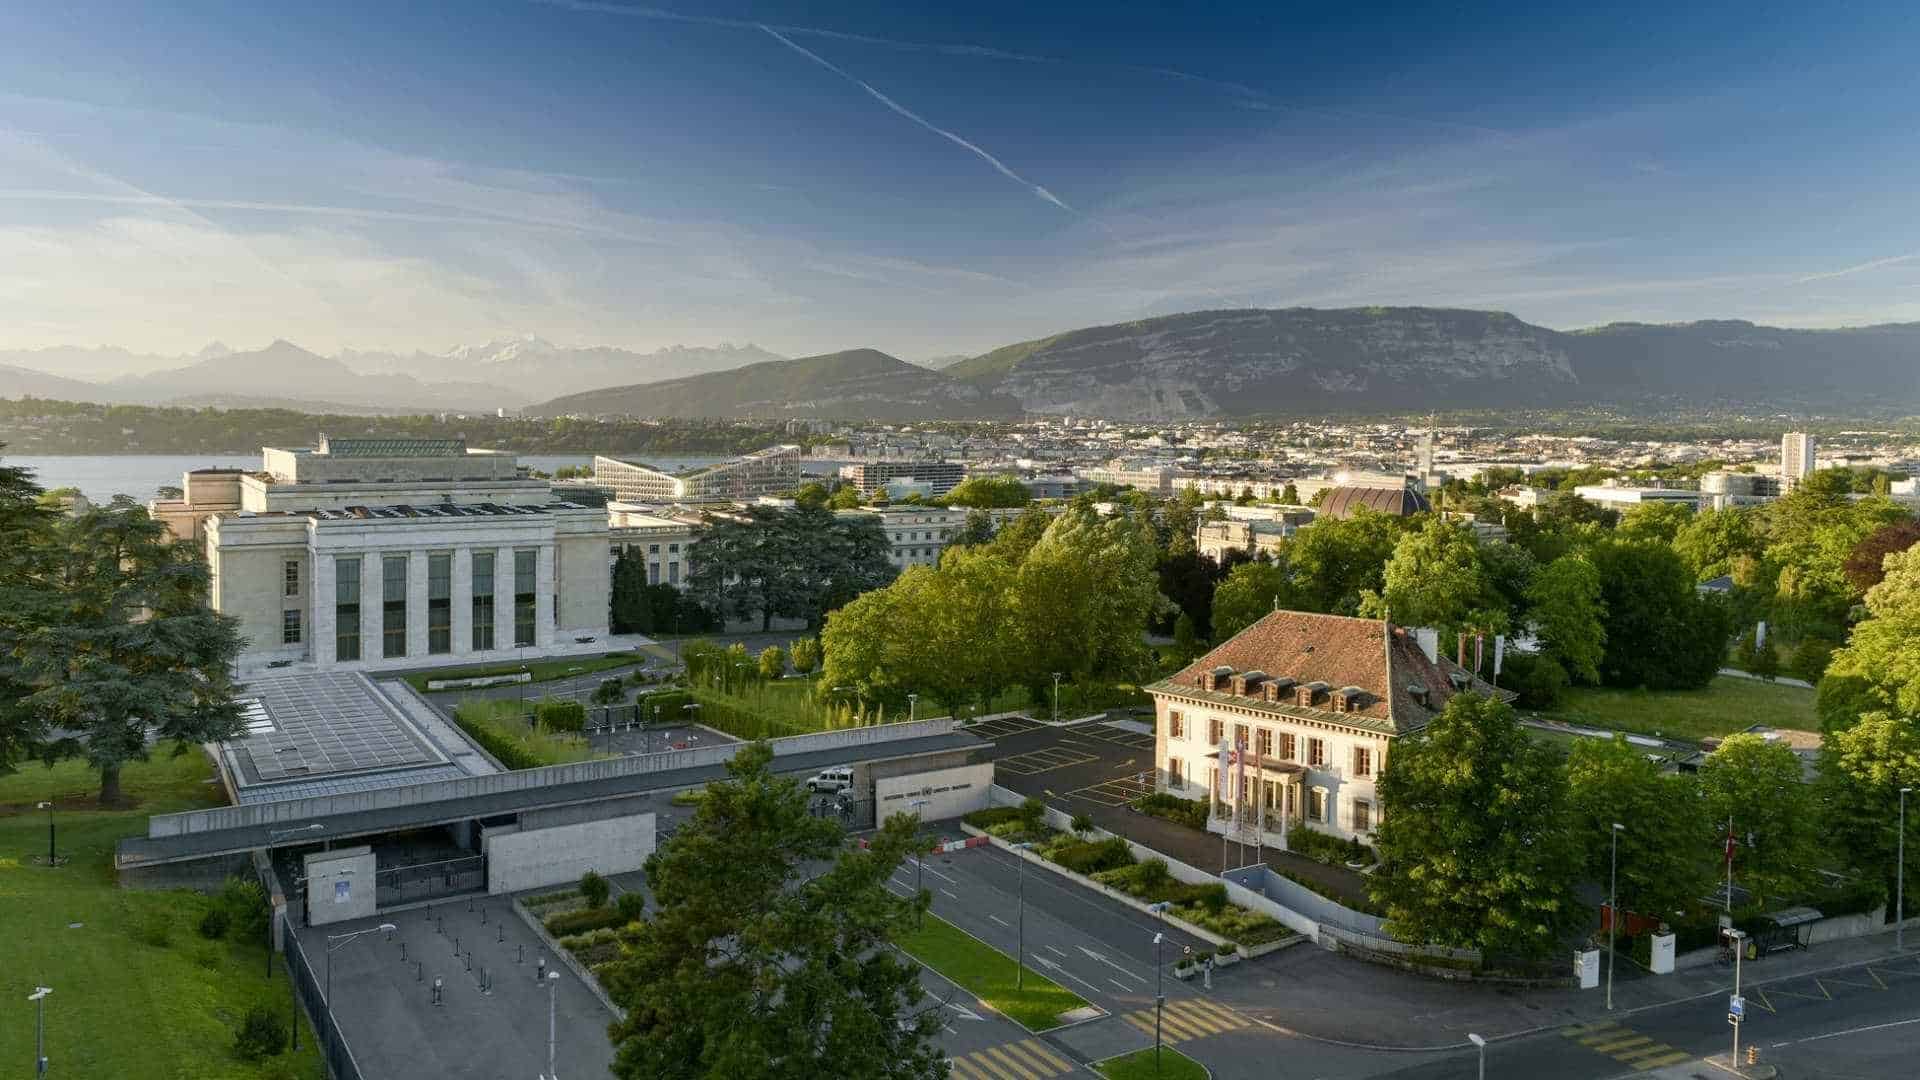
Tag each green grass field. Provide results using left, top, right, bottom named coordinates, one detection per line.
left=1543, top=675, right=1818, bottom=742
left=449, top=698, right=609, bottom=768
left=404, top=651, right=641, bottom=694
left=0, top=754, right=322, bottom=1079
left=892, top=913, right=1089, bottom=1032
left=1097, top=1046, right=1210, bottom=1080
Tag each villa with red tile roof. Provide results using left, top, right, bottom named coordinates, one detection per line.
left=1145, top=609, right=1510, bottom=847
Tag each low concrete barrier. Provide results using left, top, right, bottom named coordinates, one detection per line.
left=426, top=672, right=532, bottom=691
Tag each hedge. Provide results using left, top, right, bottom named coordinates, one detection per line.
left=962, top=806, right=1028, bottom=830
left=537, top=699, right=587, bottom=732
left=452, top=706, right=544, bottom=770
left=1047, top=837, right=1135, bottom=876
left=1131, top=792, right=1209, bottom=830
left=544, top=906, right=631, bottom=937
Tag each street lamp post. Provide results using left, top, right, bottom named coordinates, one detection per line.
left=1014, top=842, right=1035, bottom=990
left=35, top=801, right=55, bottom=867
left=909, top=798, right=931, bottom=926
left=265, top=823, right=326, bottom=978
left=1467, top=1033, right=1486, bottom=1080
left=1607, top=822, right=1624, bottom=1010
left=1051, top=672, right=1062, bottom=723
left=1900, top=787, right=1913, bottom=951
left=29, top=986, right=51, bottom=1078
left=542, top=969, right=561, bottom=1080
left=1149, top=901, right=1171, bottom=1077
left=324, top=923, right=396, bottom=1055
left=908, top=693, right=918, bottom=722
left=1728, top=928, right=1747, bottom=1068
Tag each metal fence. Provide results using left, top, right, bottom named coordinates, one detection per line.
left=375, top=854, right=486, bottom=908
left=286, top=926, right=365, bottom=1080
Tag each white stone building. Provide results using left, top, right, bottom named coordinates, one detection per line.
left=592, top=445, right=800, bottom=504
left=1147, top=610, right=1508, bottom=846
left=156, top=437, right=610, bottom=674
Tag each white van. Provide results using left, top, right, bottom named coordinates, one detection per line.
left=806, top=767, right=854, bottom=794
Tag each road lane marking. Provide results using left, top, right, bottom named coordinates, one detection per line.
left=1631, top=1051, right=1692, bottom=1069
left=1788, top=1015, right=1920, bottom=1044
left=1108, top=979, right=1132, bottom=992
left=989, top=914, right=1011, bottom=927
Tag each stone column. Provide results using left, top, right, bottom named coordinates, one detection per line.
left=494, top=546, right=516, bottom=653
left=310, top=549, right=336, bottom=668
left=535, top=542, right=557, bottom=649
left=450, top=545, right=473, bottom=657
left=407, top=548, right=430, bottom=658
left=360, top=552, right=385, bottom=665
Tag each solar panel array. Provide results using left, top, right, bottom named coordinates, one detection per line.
left=233, top=671, right=444, bottom=784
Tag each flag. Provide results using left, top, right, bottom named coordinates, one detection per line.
left=1723, top=824, right=1737, bottom=870
left=1457, top=632, right=1467, bottom=667
left=1474, top=634, right=1484, bottom=673
left=1493, top=635, right=1506, bottom=677
left=1235, top=746, right=1247, bottom=831
left=1216, top=740, right=1230, bottom=814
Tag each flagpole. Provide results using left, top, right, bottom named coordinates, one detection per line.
left=1725, top=816, right=1734, bottom=913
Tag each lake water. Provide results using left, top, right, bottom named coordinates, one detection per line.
left=9, top=453, right=773, bottom=503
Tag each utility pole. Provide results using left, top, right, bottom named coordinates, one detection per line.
left=29, top=986, right=51, bottom=1077
left=1901, top=787, right=1913, bottom=951
left=544, top=969, right=561, bottom=1079
left=1608, top=822, right=1624, bottom=1010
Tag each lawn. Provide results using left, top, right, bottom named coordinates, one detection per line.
left=0, top=754, right=323, bottom=1079
left=1097, top=1046, right=1210, bottom=1080
left=690, top=679, right=900, bottom=740
left=0, top=747, right=222, bottom=812
left=892, top=912, right=1089, bottom=1032
left=404, top=651, right=641, bottom=694
left=1543, top=675, right=1818, bottom=742
left=449, top=698, right=611, bottom=769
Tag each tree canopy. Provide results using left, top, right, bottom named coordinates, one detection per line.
left=1565, top=736, right=1711, bottom=919
left=1371, top=693, right=1584, bottom=958
left=1526, top=554, right=1607, bottom=685
left=688, top=506, right=896, bottom=631
left=602, top=743, right=943, bottom=1080
left=1361, top=517, right=1508, bottom=641
left=1698, top=733, right=1818, bottom=909
left=941, top=474, right=1032, bottom=509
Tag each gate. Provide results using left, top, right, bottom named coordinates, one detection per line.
left=375, top=854, right=486, bottom=908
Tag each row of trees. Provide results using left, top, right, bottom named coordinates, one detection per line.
left=0, top=450, right=246, bottom=802
left=820, top=504, right=1162, bottom=716
left=1376, top=692, right=1846, bottom=959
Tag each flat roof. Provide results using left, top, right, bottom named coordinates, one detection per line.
left=225, top=672, right=450, bottom=803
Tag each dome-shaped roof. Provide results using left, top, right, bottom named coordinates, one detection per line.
left=1319, top=485, right=1430, bottom=520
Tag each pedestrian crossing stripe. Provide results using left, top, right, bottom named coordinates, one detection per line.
left=1117, top=997, right=1251, bottom=1044
left=947, top=1038, right=1075, bottom=1080
left=1558, top=1022, right=1690, bottom=1070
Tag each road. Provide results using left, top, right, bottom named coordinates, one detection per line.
left=1372, top=952, right=1920, bottom=1079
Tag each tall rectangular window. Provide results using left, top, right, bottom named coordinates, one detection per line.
left=1309, top=789, right=1328, bottom=823
left=1208, top=717, right=1223, bottom=745
left=1279, top=732, right=1296, bottom=761
left=1168, top=711, right=1184, bottom=739
left=281, top=608, right=302, bottom=645
left=382, top=555, right=408, bottom=658
left=283, top=559, right=300, bottom=597
left=1256, top=728, right=1272, bottom=757
left=471, top=551, right=496, bottom=651
left=1308, top=738, right=1326, bottom=768
left=427, top=553, right=451, bottom=655
left=1352, top=746, right=1373, bottom=778
left=335, top=557, right=361, bottom=662
left=669, top=562, right=681, bottom=586
left=513, top=549, right=536, bottom=648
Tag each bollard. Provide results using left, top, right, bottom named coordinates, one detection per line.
left=400, top=940, right=408, bottom=961
left=481, top=905, right=487, bottom=924
left=436, top=914, right=444, bottom=936
left=416, top=961, right=423, bottom=982
left=464, top=951, right=472, bottom=972
left=467, top=897, right=474, bottom=913
left=498, top=923, right=505, bottom=943
left=454, top=934, right=461, bottom=955
left=432, top=976, right=444, bottom=1007
left=517, top=944, right=525, bottom=965
left=537, top=955, right=546, bottom=983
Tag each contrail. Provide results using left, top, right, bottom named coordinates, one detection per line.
left=758, top=25, right=1073, bottom=213
left=1795, top=252, right=1917, bottom=285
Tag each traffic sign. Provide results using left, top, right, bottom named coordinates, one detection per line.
left=1729, top=994, right=1745, bottom=1020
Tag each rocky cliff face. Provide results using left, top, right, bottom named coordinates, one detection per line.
left=948, top=308, right=1578, bottom=418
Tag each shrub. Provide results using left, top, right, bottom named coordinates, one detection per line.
left=1018, top=797, right=1047, bottom=830
left=1818, top=879, right=1888, bottom=918
left=544, top=906, right=628, bottom=937
left=537, top=699, right=588, bottom=733
left=790, top=638, right=821, bottom=675
left=1131, top=791, right=1211, bottom=830
left=1789, top=638, right=1839, bottom=685
left=234, top=1005, right=289, bottom=1061
left=580, top=870, right=611, bottom=909
left=1504, top=651, right=1569, bottom=709
left=592, top=678, right=625, bottom=706
left=962, top=806, right=1026, bottom=830
left=198, top=905, right=232, bottom=940
left=1069, top=812, right=1095, bottom=836
left=219, top=876, right=270, bottom=943
left=1048, top=837, right=1135, bottom=876
left=1285, top=827, right=1352, bottom=865
left=615, top=891, right=646, bottom=923
left=138, top=914, right=173, bottom=949
left=758, top=645, right=788, bottom=680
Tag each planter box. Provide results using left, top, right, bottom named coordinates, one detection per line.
left=1212, top=951, right=1242, bottom=968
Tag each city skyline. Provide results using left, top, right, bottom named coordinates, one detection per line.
left=3, top=1, right=1918, bottom=362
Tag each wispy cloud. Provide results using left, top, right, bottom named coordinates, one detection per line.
left=1795, top=252, right=1918, bottom=284
left=757, top=26, right=1073, bottom=214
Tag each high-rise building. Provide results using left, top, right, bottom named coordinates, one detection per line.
left=841, top=460, right=967, bottom=497
left=1780, top=432, right=1816, bottom=491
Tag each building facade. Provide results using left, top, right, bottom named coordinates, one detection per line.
left=841, top=460, right=967, bottom=497
left=853, top=505, right=970, bottom=569
left=592, top=445, right=801, bottom=504
left=1146, top=610, right=1506, bottom=845
left=1780, top=432, right=1816, bottom=492
left=161, top=438, right=610, bottom=674
left=608, top=504, right=703, bottom=587
left=1700, top=470, right=1782, bottom=510
left=1572, top=482, right=1702, bottom=510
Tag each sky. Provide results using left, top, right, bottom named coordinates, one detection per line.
left=1, top=1, right=1918, bottom=364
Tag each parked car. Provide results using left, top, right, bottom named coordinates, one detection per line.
left=806, top=767, right=854, bottom=794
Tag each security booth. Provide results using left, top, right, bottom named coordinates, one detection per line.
left=1750, top=907, right=1822, bottom=955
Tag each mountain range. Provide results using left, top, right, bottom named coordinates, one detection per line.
left=0, top=337, right=787, bottom=413
left=8, top=308, right=1920, bottom=420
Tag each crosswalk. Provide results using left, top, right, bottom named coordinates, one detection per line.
left=1559, top=1021, right=1692, bottom=1070
left=947, top=1038, right=1077, bottom=1080
left=1118, top=996, right=1251, bottom=1045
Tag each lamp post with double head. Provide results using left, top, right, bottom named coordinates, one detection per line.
left=1608, top=822, right=1624, bottom=1010
left=908, top=798, right=931, bottom=926
left=324, top=923, right=396, bottom=1055
left=29, top=986, right=51, bottom=1078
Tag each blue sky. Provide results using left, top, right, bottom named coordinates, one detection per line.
left=1, top=1, right=1917, bottom=362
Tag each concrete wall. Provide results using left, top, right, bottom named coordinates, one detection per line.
left=875, top=763, right=993, bottom=823
left=210, top=534, right=308, bottom=662
left=555, top=532, right=610, bottom=636
left=147, top=717, right=963, bottom=838
left=1225, top=864, right=1386, bottom=937
left=118, top=849, right=254, bottom=893
left=305, top=846, right=377, bottom=926
left=484, top=812, right=655, bottom=894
